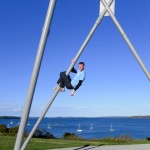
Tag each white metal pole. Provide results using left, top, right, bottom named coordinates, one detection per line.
left=101, top=0, right=150, bottom=81
left=20, top=1, right=115, bottom=149
left=14, top=0, right=57, bottom=150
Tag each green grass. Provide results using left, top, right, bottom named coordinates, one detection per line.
left=0, top=135, right=150, bottom=150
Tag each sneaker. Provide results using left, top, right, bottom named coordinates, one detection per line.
left=52, top=85, right=58, bottom=90
left=59, top=88, right=65, bottom=92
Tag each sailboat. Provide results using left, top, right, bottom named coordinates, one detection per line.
left=7, top=123, right=10, bottom=128
left=10, top=120, right=13, bottom=124
left=47, top=123, right=51, bottom=129
left=27, top=122, right=30, bottom=126
left=90, top=123, right=93, bottom=130
left=77, top=123, right=82, bottom=132
left=109, top=124, right=115, bottom=132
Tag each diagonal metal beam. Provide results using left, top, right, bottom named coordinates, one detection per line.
left=20, top=0, right=115, bottom=149
left=14, top=0, right=57, bottom=150
left=101, top=0, right=150, bottom=81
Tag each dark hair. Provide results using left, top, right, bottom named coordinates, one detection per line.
left=79, top=62, right=85, bottom=66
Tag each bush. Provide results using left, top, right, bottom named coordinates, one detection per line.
left=118, top=135, right=133, bottom=142
left=146, top=137, right=150, bottom=141
left=32, top=129, right=55, bottom=139
left=0, top=124, right=27, bottom=136
left=0, top=124, right=7, bottom=133
left=101, top=135, right=133, bottom=143
left=8, top=126, right=19, bottom=136
left=63, top=132, right=80, bottom=140
left=45, top=132, right=55, bottom=139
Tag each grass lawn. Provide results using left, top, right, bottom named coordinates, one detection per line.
left=0, top=135, right=150, bottom=150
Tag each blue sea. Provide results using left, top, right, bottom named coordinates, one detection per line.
left=0, top=117, right=150, bottom=139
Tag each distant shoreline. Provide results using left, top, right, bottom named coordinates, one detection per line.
left=0, top=115, right=150, bottom=119
left=0, top=116, right=20, bottom=119
left=129, top=115, right=150, bottom=118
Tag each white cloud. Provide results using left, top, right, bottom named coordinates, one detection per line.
left=0, top=106, right=9, bottom=109
left=0, top=103, right=23, bottom=115
left=12, top=108, right=22, bottom=112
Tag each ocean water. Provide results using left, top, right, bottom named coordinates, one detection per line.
left=0, top=117, right=150, bottom=139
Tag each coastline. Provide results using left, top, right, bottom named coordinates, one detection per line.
left=0, top=116, right=20, bottom=119
left=1, top=115, right=150, bottom=119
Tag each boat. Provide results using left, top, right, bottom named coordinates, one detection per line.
left=77, top=123, right=82, bottom=132
left=109, top=124, right=115, bottom=132
left=10, top=120, right=13, bottom=124
left=90, top=123, right=93, bottom=130
left=47, top=123, right=51, bottom=129
left=7, top=124, right=10, bottom=128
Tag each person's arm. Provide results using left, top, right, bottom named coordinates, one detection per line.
left=70, top=80, right=83, bottom=96
left=71, top=67, right=77, bottom=73
left=74, top=80, right=83, bottom=91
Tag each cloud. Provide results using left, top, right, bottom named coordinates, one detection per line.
left=0, top=106, right=9, bottom=109
left=50, top=106, right=88, bottom=111
left=12, top=108, right=22, bottom=112
left=0, top=103, right=22, bottom=114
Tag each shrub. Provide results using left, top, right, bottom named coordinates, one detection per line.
left=146, top=137, right=150, bottom=141
left=32, top=129, right=55, bottom=139
left=0, top=124, right=29, bottom=136
left=45, top=132, right=55, bottom=139
left=8, top=126, right=19, bottom=136
left=118, top=135, right=133, bottom=142
left=0, top=124, right=7, bottom=133
left=33, top=129, right=41, bottom=138
left=101, top=135, right=133, bottom=143
left=63, top=132, right=80, bottom=140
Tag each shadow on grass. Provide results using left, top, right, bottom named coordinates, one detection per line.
left=73, top=144, right=104, bottom=150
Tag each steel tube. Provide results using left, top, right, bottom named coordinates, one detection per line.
left=101, top=0, right=150, bottom=81
left=14, top=0, right=57, bottom=150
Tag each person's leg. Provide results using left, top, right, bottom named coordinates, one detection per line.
left=59, top=72, right=73, bottom=89
left=66, top=75, right=74, bottom=89
left=53, top=72, right=65, bottom=90
left=54, top=72, right=73, bottom=91
left=57, top=73, right=65, bottom=88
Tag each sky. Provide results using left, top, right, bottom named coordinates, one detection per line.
left=0, top=0, right=150, bottom=117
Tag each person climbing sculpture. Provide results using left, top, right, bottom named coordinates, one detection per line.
left=53, top=60, right=86, bottom=96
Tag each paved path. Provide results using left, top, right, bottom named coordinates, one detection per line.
left=50, top=144, right=150, bottom=150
